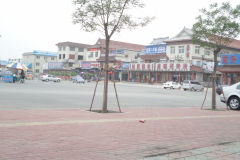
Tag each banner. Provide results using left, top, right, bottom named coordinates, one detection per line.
left=221, top=54, right=240, bottom=65
left=48, top=62, right=63, bottom=69
left=129, top=63, right=190, bottom=71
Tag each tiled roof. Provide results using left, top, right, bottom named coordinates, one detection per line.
left=56, top=42, right=92, bottom=48
left=95, top=38, right=144, bottom=52
left=228, top=39, right=240, bottom=50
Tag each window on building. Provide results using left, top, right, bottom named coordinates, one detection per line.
left=178, top=46, right=185, bottom=54
left=59, top=54, right=61, bottom=59
left=36, top=62, right=40, bottom=66
left=63, top=54, right=65, bottom=59
left=70, top=46, right=75, bottom=51
left=78, top=55, right=83, bottom=60
left=204, top=47, right=211, bottom=55
left=63, top=46, right=66, bottom=51
left=58, top=46, right=62, bottom=51
left=170, top=46, right=175, bottom=54
left=89, top=52, right=93, bottom=58
left=36, top=69, right=39, bottom=73
left=51, top=57, right=55, bottom=60
left=37, top=56, right=40, bottom=59
left=95, top=52, right=98, bottom=57
left=195, top=46, right=200, bottom=54
left=78, top=48, right=84, bottom=52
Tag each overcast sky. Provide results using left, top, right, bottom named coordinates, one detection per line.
left=0, top=0, right=239, bottom=60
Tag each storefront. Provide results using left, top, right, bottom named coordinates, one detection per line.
left=219, top=54, right=240, bottom=85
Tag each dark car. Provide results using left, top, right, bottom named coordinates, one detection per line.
left=216, top=85, right=229, bottom=95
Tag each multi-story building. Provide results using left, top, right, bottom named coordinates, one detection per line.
left=56, top=42, right=92, bottom=69
left=127, top=27, right=240, bottom=84
left=22, top=50, right=57, bottom=78
left=8, top=58, right=23, bottom=64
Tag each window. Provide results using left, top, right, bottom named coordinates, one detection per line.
left=178, top=46, right=185, bottom=54
left=237, top=85, right=240, bottom=90
left=70, top=46, right=75, bottom=51
left=58, top=46, right=62, bottom=51
left=170, top=46, right=175, bottom=54
left=195, top=46, right=200, bottom=54
left=95, top=52, right=98, bottom=57
left=204, top=47, right=211, bottom=55
left=78, top=55, right=83, bottom=60
left=63, top=46, right=66, bottom=51
left=89, top=52, right=93, bottom=58
left=63, top=54, right=65, bottom=59
left=78, top=48, right=84, bottom=52
left=36, top=62, right=40, bottom=66
left=51, top=57, right=55, bottom=60
left=59, top=54, right=61, bottom=59
left=37, top=56, right=40, bottom=59
left=35, top=69, right=39, bottom=73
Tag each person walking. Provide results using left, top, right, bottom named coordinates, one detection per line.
left=20, top=70, right=25, bottom=83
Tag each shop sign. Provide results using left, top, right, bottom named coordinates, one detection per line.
left=81, top=62, right=100, bottom=69
left=142, top=44, right=166, bottom=55
left=1, top=75, right=13, bottom=82
left=221, top=54, right=240, bottom=65
left=155, top=63, right=190, bottom=71
left=202, top=61, right=214, bottom=72
left=48, top=62, right=63, bottom=69
left=129, top=63, right=190, bottom=71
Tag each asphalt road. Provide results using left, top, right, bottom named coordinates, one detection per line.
left=0, top=80, right=226, bottom=110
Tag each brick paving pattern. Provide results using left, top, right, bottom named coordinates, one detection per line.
left=0, top=108, right=240, bottom=160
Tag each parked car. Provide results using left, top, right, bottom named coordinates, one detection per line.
left=220, top=82, right=240, bottom=110
left=182, top=80, right=204, bottom=91
left=163, top=81, right=181, bottom=89
left=41, top=74, right=61, bottom=82
left=72, top=76, right=85, bottom=84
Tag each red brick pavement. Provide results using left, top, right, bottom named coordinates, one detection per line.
left=0, top=108, right=240, bottom=160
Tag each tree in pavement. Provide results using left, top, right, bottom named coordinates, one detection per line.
left=72, top=0, right=153, bottom=112
left=192, top=2, right=240, bottom=110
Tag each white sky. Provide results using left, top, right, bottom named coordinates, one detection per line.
left=0, top=0, right=239, bottom=60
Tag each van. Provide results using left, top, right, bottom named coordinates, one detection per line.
left=182, top=80, right=204, bottom=91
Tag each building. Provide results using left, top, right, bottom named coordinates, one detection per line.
left=22, top=50, right=57, bottom=78
left=140, top=37, right=169, bottom=63
left=56, top=42, right=92, bottom=69
left=127, top=27, right=240, bottom=84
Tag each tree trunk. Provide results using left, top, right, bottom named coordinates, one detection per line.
left=102, top=37, right=110, bottom=113
left=211, top=48, right=220, bottom=110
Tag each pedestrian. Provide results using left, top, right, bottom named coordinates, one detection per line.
left=20, top=70, right=25, bottom=83
left=13, top=73, right=16, bottom=83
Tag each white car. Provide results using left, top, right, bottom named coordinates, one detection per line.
left=163, top=81, right=181, bottom=89
left=41, top=74, right=61, bottom=82
left=220, top=82, right=240, bottom=110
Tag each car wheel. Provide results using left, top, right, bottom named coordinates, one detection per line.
left=46, top=79, right=49, bottom=82
left=191, top=87, right=195, bottom=91
left=184, top=88, right=186, bottom=91
left=228, top=96, right=240, bottom=110
left=170, top=86, right=173, bottom=89
left=164, top=87, right=166, bottom=89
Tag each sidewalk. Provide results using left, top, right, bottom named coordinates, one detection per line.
left=0, top=107, right=240, bottom=160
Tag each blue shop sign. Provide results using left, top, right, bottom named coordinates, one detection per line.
left=1, top=75, right=13, bottom=83
left=221, top=54, right=240, bottom=65
left=142, top=44, right=166, bottom=55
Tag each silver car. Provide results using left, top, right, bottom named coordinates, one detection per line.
left=182, top=80, right=204, bottom=91
left=220, top=82, right=240, bottom=110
